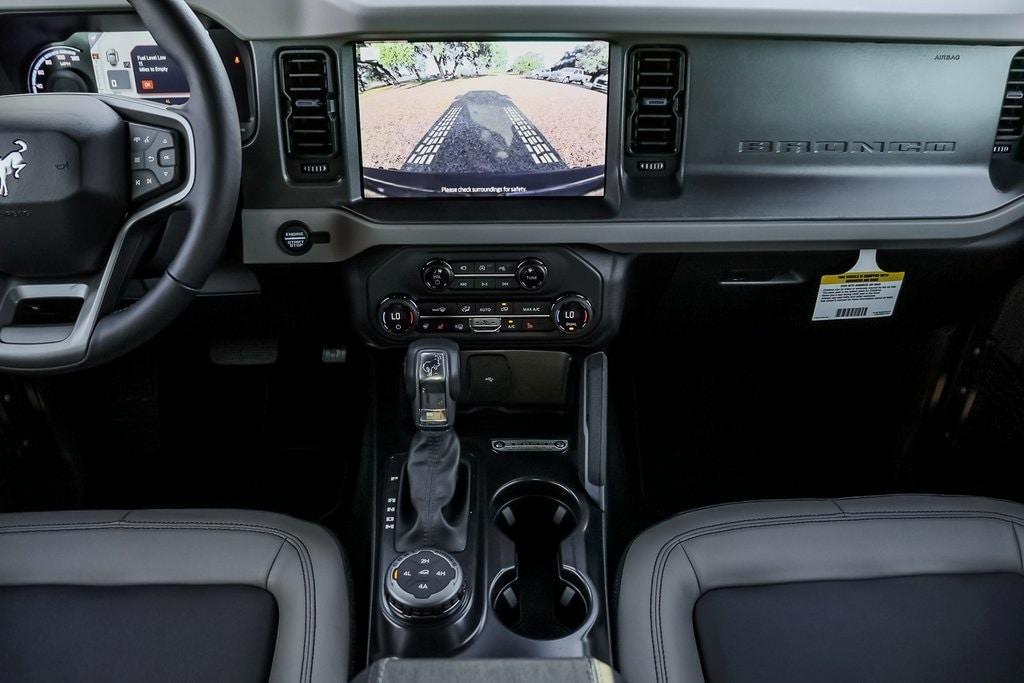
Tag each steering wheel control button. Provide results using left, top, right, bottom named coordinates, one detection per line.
left=516, top=258, right=548, bottom=290
left=379, top=297, right=419, bottom=335
left=422, top=260, right=454, bottom=291
left=129, top=124, right=160, bottom=151
left=552, top=294, right=593, bottom=334
left=129, top=123, right=178, bottom=200
left=131, top=171, right=160, bottom=200
left=278, top=222, right=313, bottom=255
left=386, top=549, right=464, bottom=619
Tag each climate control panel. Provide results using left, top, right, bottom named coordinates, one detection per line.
left=359, top=248, right=618, bottom=344
left=377, top=295, right=593, bottom=337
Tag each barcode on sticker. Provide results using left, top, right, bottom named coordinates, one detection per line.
left=835, top=307, right=869, bottom=318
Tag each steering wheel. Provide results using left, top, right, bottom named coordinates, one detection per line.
left=0, top=0, right=241, bottom=372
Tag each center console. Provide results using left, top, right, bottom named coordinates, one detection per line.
left=365, top=335, right=613, bottom=666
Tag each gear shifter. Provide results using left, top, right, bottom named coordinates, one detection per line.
left=396, top=339, right=469, bottom=553
left=409, top=340, right=458, bottom=430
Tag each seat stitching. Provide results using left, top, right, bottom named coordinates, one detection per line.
left=646, top=508, right=1024, bottom=683
left=0, top=519, right=319, bottom=683
left=265, top=538, right=288, bottom=589
left=1012, top=522, right=1023, bottom=573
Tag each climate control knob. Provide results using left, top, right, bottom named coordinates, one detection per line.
left=552, top=294, right=592, bottom=334
left=516, top=258, right=547, bottom=290
left=422, top=260, right=454, bottom=291
left=385, top=549, right=465, bottom=619
left=379, top=296, right=419, bottom=336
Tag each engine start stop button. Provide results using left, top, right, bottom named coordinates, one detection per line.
left=278, top=221, right=312, bottom=255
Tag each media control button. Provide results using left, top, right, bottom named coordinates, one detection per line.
left=516, top=258, right=547, bottom=290
left=422, top=260, right=454, bottom=291
left=131, top=170, right=160, bottom=200
left=451, top=278, right=474, bottom=290
left=475, top=279, right=495, bottom=289
left=496, top=277, right=519, bottom=290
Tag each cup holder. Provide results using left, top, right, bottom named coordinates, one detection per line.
left=490, top=480, right=593, bottom=640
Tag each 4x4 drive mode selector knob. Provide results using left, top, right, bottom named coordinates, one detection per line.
left=385, top=549, right=465, bottom=619
left=422, top=260, right=454, bottom=291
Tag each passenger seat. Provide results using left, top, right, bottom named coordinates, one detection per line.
left=617, top=495, right=1024, bottom=682
left=0, top=509, right=349, bottom=682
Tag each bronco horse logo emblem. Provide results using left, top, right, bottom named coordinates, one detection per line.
left=0, top=139, right=28, bottom=198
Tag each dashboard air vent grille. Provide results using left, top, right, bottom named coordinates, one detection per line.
left=997, top=50, right=1024, bottom=140
left=627, top=47, right=685, bottom=156
left=279, top=50, right=339, bottom=159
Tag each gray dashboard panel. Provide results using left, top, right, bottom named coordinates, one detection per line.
left=6, top=0, right=1024, bottom=42
left=241, top=201, right=1024, bottom=265
left=679, top=39, right=1022, bottom=219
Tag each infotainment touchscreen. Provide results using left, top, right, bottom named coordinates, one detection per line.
left=356, top=41, right=609, bottom=198
left=89, top=31, right=190, bottom=105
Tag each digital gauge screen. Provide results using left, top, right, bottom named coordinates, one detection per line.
left=28, top=46, right=89, bottom=93
left=88, top=31, right=190, bottom=105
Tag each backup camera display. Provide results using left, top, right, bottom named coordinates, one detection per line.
left=357, top=40, right=609, bottom=198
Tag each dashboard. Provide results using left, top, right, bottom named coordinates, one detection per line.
left=3, top=0, right=1024, bottom=345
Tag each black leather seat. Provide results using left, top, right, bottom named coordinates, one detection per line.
left=0, top=509, right=349, bottom=683
left=617, top=495, right=1024, bottom=683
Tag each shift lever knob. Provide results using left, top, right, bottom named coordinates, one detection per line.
left=405, top=339, right=460, bottom=430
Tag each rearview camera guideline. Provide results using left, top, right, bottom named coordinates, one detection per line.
left=356, top=40, right=609, bottom=198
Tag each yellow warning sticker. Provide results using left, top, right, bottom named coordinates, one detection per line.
left=813, top=250, right=904, bottom=321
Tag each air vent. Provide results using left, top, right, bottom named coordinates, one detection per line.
left=627, top=47, right=685, bottom=156
left=997, top=50, right=1024, bottom=141
left=278, top=49, right=341, bottom=180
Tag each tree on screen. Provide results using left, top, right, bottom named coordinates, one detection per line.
left=377, top=42, right=423, bottom=80
left=511, top=52, right=543, bottom=74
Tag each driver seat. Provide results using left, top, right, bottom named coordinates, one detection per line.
left=0, top=508, right=350, bottom=683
